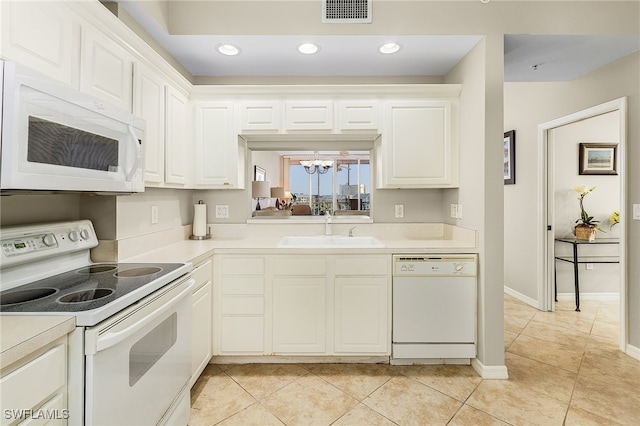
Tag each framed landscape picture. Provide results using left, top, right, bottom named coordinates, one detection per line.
left=579, top=143, right=618, bottom=175
left=504, top=130, right=516, bottom=185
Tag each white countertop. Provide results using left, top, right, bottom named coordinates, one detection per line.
left=0, top=316, right=75, bottom=371
left=123, top=231, right=478, bottom=264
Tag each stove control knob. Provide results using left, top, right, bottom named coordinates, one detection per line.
left=80, top=229, right=91, bottom=240
left=42, top=234, right=56, bottom=247
left=68, top=231, right=80, bottom=242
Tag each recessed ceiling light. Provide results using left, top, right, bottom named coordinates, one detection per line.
left=379, top=42, right=401, bottom=55
left=217, top=44, right=240, bottom=56
left=298, top=43, right=319, bottom=55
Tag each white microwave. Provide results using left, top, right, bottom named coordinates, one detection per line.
left=0, top=62, right=145, bottom=194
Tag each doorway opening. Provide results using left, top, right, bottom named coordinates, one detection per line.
left=537, top=97, right=627, bottom=352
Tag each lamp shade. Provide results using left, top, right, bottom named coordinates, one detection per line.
left=270, top=187, right=285, bottom=198
left=252, top=181, right=270, bottom=198
left=284, top=191, right=292, bottom=199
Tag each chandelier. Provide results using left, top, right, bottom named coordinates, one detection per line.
left=300, top=152, right=334, bottom=175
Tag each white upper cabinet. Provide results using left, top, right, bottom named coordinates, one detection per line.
left=285, top=101, right=334, bottom=131
left=165, top=85, right=191, bottom=185
left=379, top=100, right=458, bottom=188
left=338, top=101, right=379, bottom=131
left=80, top=25, right=134, bottom=112
left=240, top=101, right=281, bottom=132
left=134, top=62, right=165, bottom=184
left=0, top=1, right=80, bottom=87
left=194, top=102, right=243, bottom=188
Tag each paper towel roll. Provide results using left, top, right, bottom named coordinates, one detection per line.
left=193, top=202, right=207, bottom=237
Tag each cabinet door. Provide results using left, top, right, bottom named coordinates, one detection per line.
left=285, top=101, right=334, bottom=131
left=334, top=277, right=388, bottom=354
left=217, top=257, right=266, bottom=354
left=381, top=100, right=457, bottom=188
left=194, top=102, right=241, bottom=188
left=338, top=101, right=379, bottom=131
left=134, top=63, right=165, bottom=184
left=191, top=281, right=212, bottom=385
left=80, top=25, right=133, bottom=111
left=273, top=277, right=326, bottom=353
left=165, top=85, right=191, bottom=185
left=240, top=101, right=281, bottom=132
left=1, top=1, right=79, bottom=87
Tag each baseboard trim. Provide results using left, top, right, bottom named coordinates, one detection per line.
left=471, top=358, right=509, bottom=379
left=626, top=343, right=640, bottom=361
left=556, top=292, right=620, bottom=302
left=504, top=286, right=538, bottom=308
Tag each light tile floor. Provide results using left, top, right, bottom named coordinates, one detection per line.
left=190, top=295, right=640, bottom=425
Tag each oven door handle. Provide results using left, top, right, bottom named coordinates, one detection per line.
left=90, top=279, right=194, bottom=354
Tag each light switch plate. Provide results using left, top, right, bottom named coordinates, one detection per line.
left=395, top=204, right=404, bottom=218
left=216, top=205, right=229, bottom=219
left=633, top=204, right=640, bottom=220
left=151, top=206, right=159, bottom=224
left=456, top=204, right=463, bottom=219
left=450, top=204, right=458, bottom=218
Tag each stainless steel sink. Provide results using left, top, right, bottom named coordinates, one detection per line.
left=277, top=235, right=385, bottom=248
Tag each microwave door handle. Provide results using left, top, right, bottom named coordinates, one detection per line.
left=125, top=126, right=142, bottom=182
left=93, top=279, right=194, bottom=353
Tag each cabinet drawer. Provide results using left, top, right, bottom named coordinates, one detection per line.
left=335, top=256, right=389, bottom=276
left=273, top=257, right=326, bottom=275
left=221, top=276, right=265, bottom=295
left=192, top=258, right=212, bottom=288
left=221, top=296, right=264, bottom=315
left=1, top=343, right=66, bottom=419
left=221, top=257, right=264, bottom=275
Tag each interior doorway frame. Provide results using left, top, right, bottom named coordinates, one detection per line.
left=537, top=97, right=627, bottom=352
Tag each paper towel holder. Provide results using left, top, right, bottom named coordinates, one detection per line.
left=190, top=200, right=211, bottom=240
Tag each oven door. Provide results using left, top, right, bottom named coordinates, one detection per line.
left=84, top=276, right=194, bottom=426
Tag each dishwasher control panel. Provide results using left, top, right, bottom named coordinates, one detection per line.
left=393, top=255, right=477, bottom=276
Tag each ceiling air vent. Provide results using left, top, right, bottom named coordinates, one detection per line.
left=322, top=0, right=372, bottom=24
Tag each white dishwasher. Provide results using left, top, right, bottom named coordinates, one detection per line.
left=391, top=254, right=477, bottom=364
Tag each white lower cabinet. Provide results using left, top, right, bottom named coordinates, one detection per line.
left=214, top=254, right=390, bottom=358
left=0, top=337, right=68, bottom=426
left=215, top=256, right=266, bottom=354
left=190, top=257, right=212, bottom=387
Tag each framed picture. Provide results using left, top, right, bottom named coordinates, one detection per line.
left=504, top=130, right=516, bottom=185
left=254, top=165, right=266, bottom=181
left=579, top=143, right=618, bottom=175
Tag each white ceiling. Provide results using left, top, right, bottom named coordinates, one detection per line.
left=118, top=1, right=640, bottom=82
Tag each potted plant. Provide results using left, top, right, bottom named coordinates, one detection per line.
left=573, top=185, right=602, bottom=241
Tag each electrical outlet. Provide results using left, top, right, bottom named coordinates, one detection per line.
left=450, top=204, right=458, bottom=218
left=634, top=204, right=640, bottom=220
left=586, top=263, right=594, bottom=270
left=456, top=204, right=463, bottom=219
left=215, top=205, right=229, bottom=219
left=151, top=206, right=159, bottom=224
left=395, top=204, right=404, bottom=218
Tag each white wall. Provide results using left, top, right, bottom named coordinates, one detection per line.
left=504, top=52, right=639, bottom=347
left=551, top=111, right=621, bottom=294
left=446, top=35, right=506, bottom=370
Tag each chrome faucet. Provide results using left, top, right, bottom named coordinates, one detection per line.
left=325, top=212, right=332, bottom=236
left=348, top=226, right=357, bottom=237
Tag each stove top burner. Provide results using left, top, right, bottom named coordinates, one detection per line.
left=58, top=288, right=114, bottom=303
left=0, top=288, right=59, bottom=306
left=115, top=267, right=162, bottom=278
left=77, top=265, right=118, bottom=274
left=0, top=263, right=186, bottom=316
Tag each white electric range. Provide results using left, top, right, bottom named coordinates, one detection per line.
left=0, top=220, right=194, bottom=425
